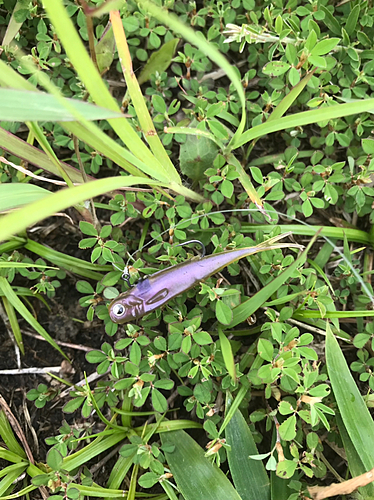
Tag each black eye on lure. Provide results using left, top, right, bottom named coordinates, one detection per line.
left=109, top=234, right=302, bottom=324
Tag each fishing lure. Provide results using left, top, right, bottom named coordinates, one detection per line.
left=109, top=232, right=301, bottom=324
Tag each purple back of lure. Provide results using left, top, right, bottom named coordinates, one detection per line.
left=109, top=234, right=300, bottom=324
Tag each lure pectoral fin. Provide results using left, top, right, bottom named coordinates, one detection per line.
left=109, top=235, right=302, bottom=324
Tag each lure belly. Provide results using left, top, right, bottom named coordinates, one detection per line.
left=109, top=233, right=300, bottom=324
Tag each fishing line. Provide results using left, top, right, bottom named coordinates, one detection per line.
left=113, top=207, right=373, bottom=304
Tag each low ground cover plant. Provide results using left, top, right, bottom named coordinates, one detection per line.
left=1, top=1, right=374, bottom=499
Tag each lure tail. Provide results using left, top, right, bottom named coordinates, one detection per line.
left=252, top=232, right=303, bottom=252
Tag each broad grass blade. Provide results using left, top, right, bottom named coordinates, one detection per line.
left=42, top=0, right=177, bottom=183
left=226, top=407, right=270, bottom=500
left=236, top=98, right=374, bottom=148
left=161, top=428, right=243, bottom=500
left=0, top=89, right=123, bottom=122
left=63, top=431, right=127, bottom=472
left=0, top=176, right=164, bottom=243
left=326, top=323, right=374, bottom=471
left=0, top=184, right=50, bottom=212
left=240, top=223, right=371, bottom=246
left=336, top=412, right=374, bottom=498
left=1, top=0, right=26, bottom=46
left=267, top=69, right=316, bottom=122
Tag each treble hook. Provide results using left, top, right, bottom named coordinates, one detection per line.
left=176, top=239, right=206, bottom=258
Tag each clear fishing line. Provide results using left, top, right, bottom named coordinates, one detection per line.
left=116, top=207, right=373, bottom=305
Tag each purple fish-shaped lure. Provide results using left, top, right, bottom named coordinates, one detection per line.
left=109, top=233, right=300, bottom=324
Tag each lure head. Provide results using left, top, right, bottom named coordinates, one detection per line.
left=108, top=290, right=144, bottom=324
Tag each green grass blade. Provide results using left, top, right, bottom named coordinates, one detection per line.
left=0, top=54, right=204, bottom=201
left=0, top=484, right=37, bottom=500
left=267, top=69, right=316, bottom=122
left=220, top=385, right=249, bottom=436
left=2, top=296, right=24, bottom=354
left=228, top=154, right=264, bottom=210
left=42, top=0, right=176, bottom=182
left=229, top=239, right=315, bottom=328
left=236, top=98, right=374, bottom=148
left=63, top=431, right=127, bottom=472
left=161, top=428, right=243, bottom=500
left=165, top=125, right=224, bottom=148
left=0, top=126, right=85, bottom=184
left=0, top=465, right=28, bottom=496
left=0, top=184, right=50, bottom=212
left=106, top=454, right=135, bottom=491
left=0, top=88, right=124, bottom=122
left=26, top=122, right=75, bottom=188
left=136, top=0, right=246, bottom=147
left=226, top=407, right=270, bottom=500
left=62, top=483, right=129, bottom=497
left=326, top=323, right=374, bottom=471
left=0, top=277, right=67, bottom=359
left=218, top=325, right=236, bottom=382
left=240, top=223, right=371, bottom=246
left=24, top=239, right=110, bottom=279
left=111, top=11, right=180, bottom=183
left=0, top=176, right=164, bottom=242
left=0, top=411, right=27, bottom=458
left=1, top=0, right=26, bottom=46
left=293, top=310, right=374, bottom=319
left=336, top=412, right=374, bottom=498
left=0, top=59, right=147, bottom=179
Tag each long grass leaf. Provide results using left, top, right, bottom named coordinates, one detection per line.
left=110, top=10, right=179, bottom=181
left=42, top=0, right=176, bottom=182
left=0, top=184, right=50, bottom=211
left=1, top=0, right=26, bottom=46
left=0, top=411, right=27, bottom=458
left=2, top=296, right=24, bottom=354
left=0, top=56, right=204, bottom=201
left=326, top=323, right=374, bottom=471
left=336, top=412, right=374, bottom=498
left=267, top=69, right=316, bottom=122
left=240, top=223, right=371, bottom=246
left=0, top=126, right=85, bottom=184
left=24, top=240, right=110, bottom=273
left=26, top=122, right=75, bottom=188
left=0, top=465, right=28, bottom=496
left=226, top=407, right=270, bottom=500
left=63, top=431, right=127, bottom=471
left=161, top=428, right=243, bottom=500
left=0, top=89, right=123, bottom=122
left=0, top=176, right=163, bottom=242
left=0, top=60, right=147, bottom=179
left=236, top=98, right=374, bottom=148
left=293, top=310, right=374, bottom=319
left=0, top=277, right=66, bottom=359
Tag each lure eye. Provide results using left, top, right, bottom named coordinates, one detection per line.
left=112, top=303, right=125, bottom=317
